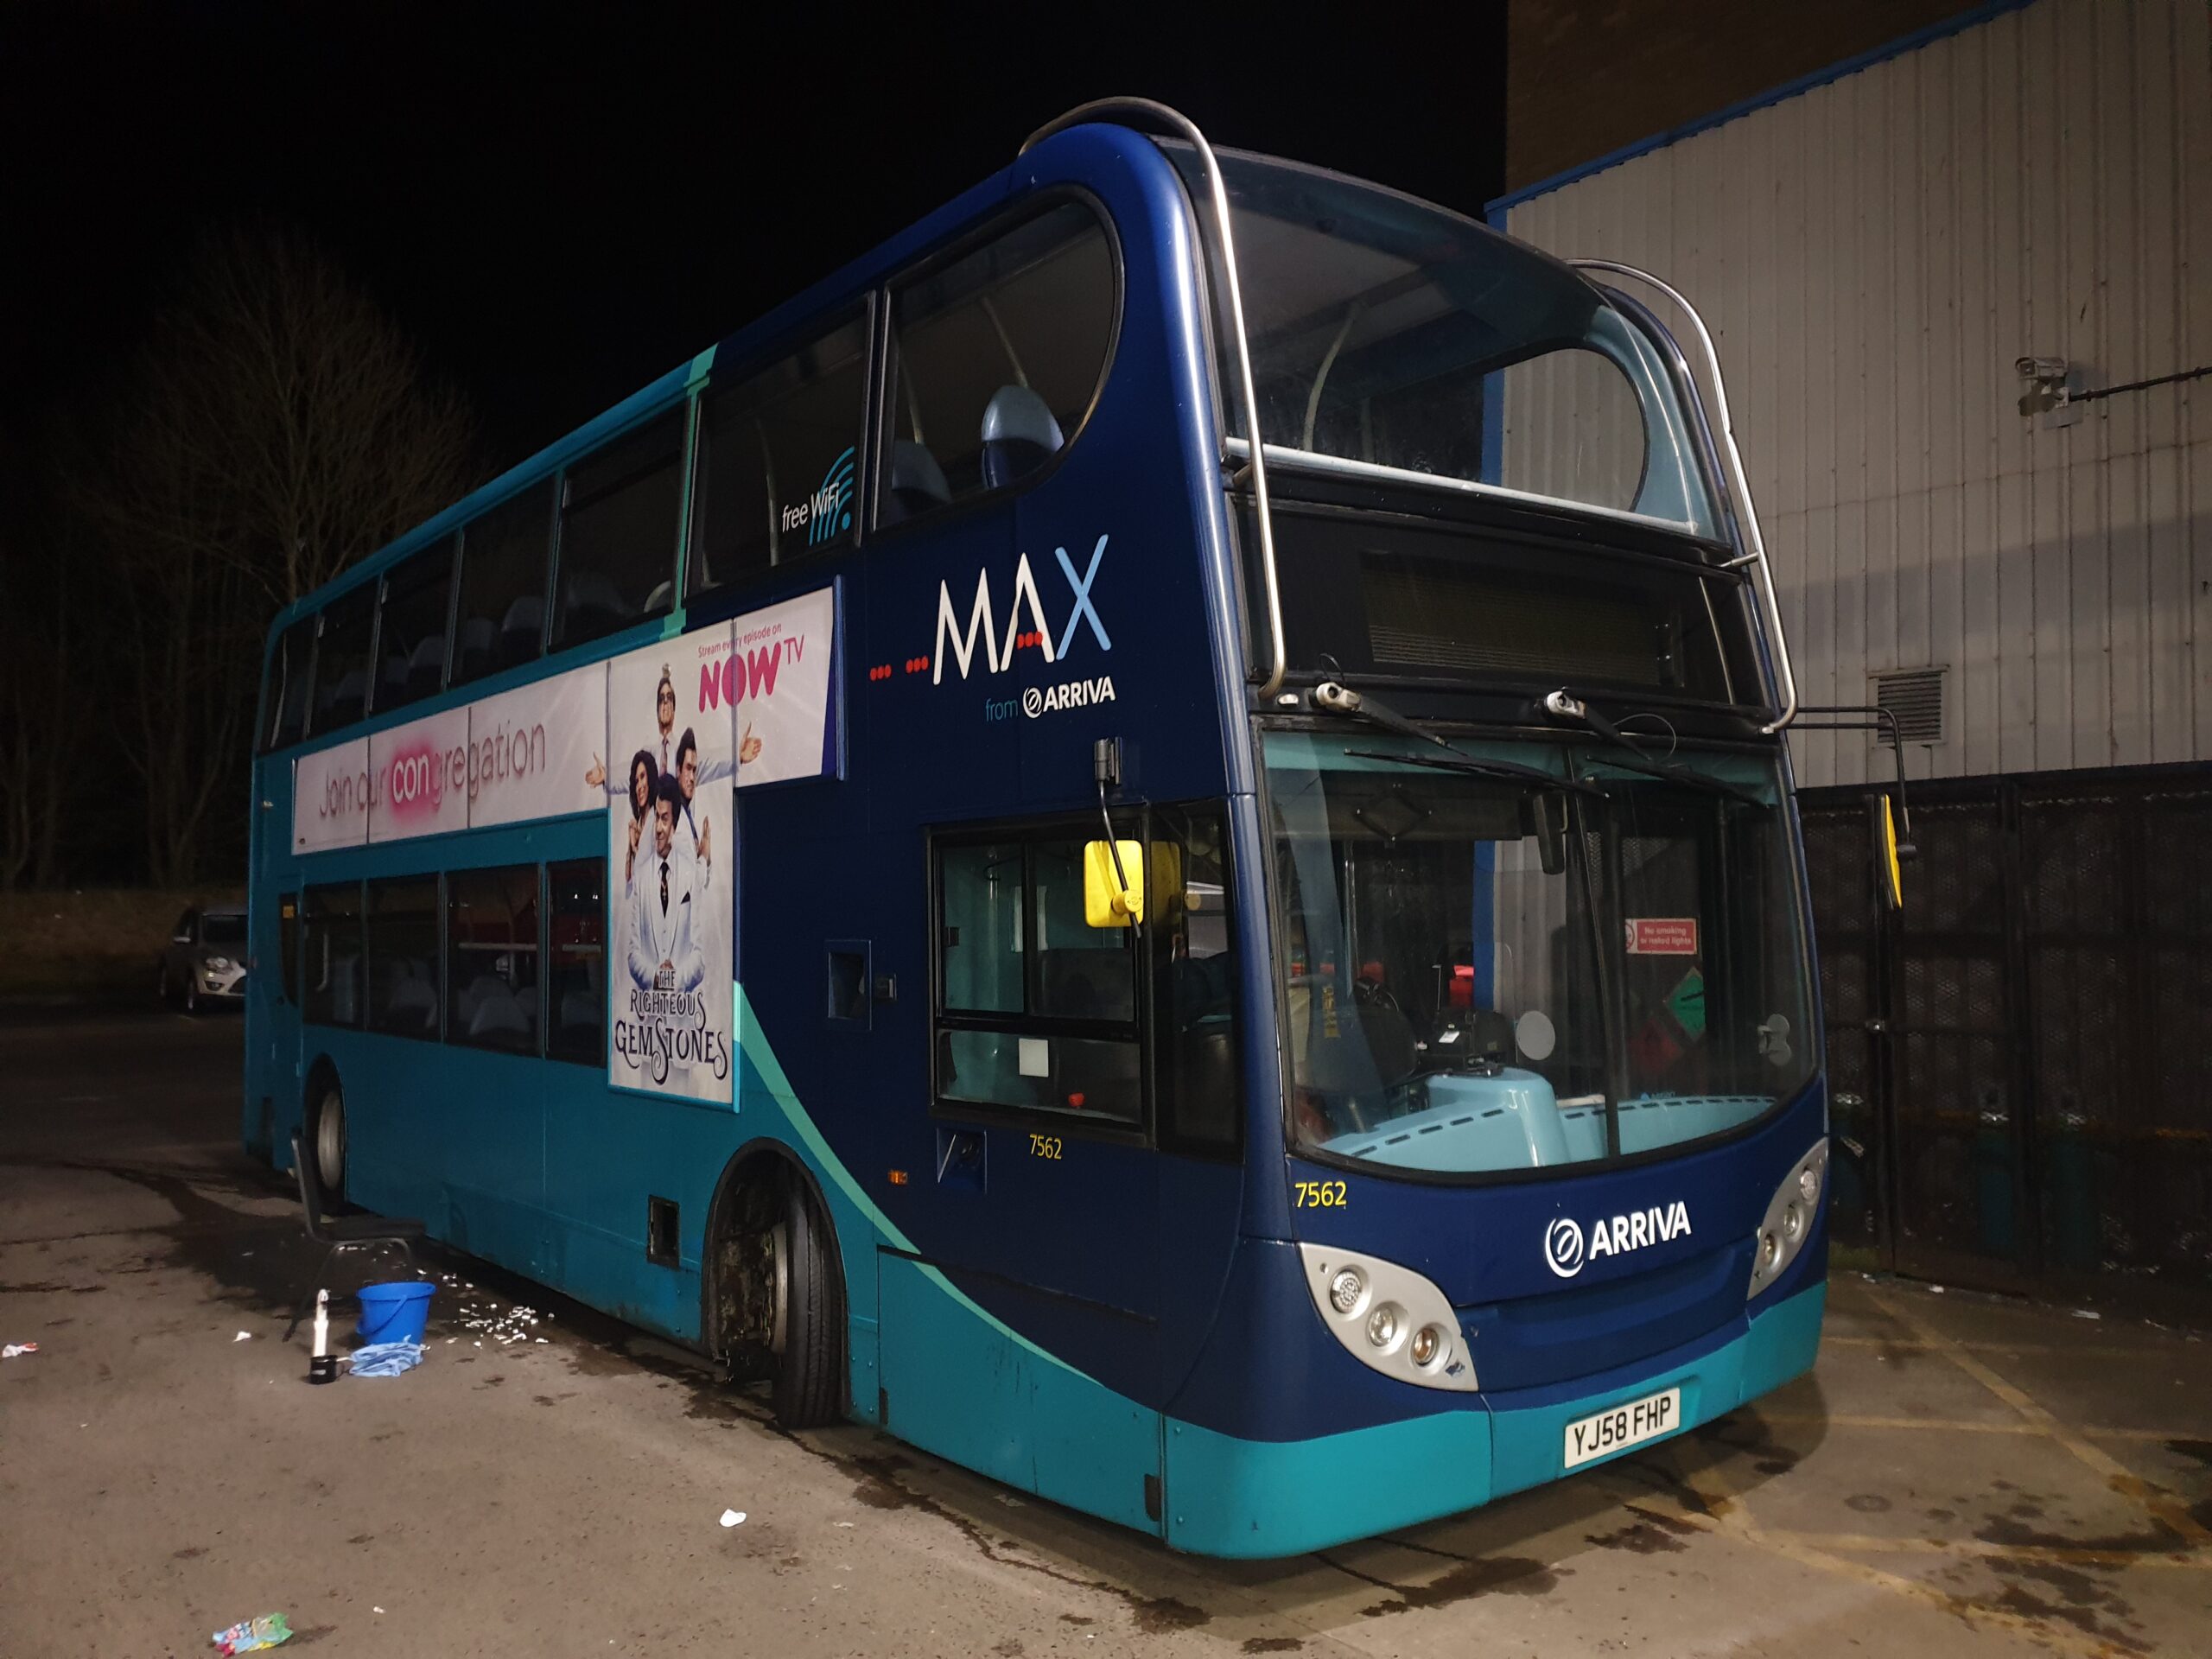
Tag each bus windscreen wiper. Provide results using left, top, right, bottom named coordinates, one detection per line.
left=1342, top=748, right=1605, bottom=798
left=1540, top=689, right=1770, bottom=807
left=1314, top=678, right=1604, bottom=797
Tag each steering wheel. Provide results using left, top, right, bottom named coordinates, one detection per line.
left=1351, top=975, right=1402, bottom=1016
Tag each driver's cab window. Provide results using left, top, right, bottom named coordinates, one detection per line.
left=935, top=828, right=1141, bottom=1125
left=1275, top=772, right=1605, bottom=1156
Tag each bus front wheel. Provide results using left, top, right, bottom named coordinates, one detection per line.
left=308, top=1080, right=346, bottom=1210
left=770, top=1184, right=843, bottom=1429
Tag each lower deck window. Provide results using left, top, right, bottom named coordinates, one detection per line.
left=367, top=876, right=440, bottom=1039
left=935, top=833, right=1141, bottom=1123
left=930, top=808, right=1242, bottom=1144
left=547, top=858, right=606, bottom=1065
left=302, top=882, right=363, bottom=1028
left=448, top=865, right=540, bottom=1053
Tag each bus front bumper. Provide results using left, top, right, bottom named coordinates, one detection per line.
left=1161, top=1281, right=1824, bottom=1559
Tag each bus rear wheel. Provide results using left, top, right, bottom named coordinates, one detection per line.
left=770, top=1183, right=844, bottom=1429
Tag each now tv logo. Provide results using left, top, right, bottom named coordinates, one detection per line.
left=700, top=635, right=806, bottom=710
left=932, top=534, right=1110, bottom=685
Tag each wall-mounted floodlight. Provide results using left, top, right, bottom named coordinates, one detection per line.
left=2015, top=355, right=2080, bottom=425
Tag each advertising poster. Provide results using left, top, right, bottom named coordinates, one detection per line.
left=727, top=587, right=838, bottom=787
left=292, top=738, right=370, bottom=853
left=366, top=707, right=471, bottom=843
left=469, top=662, right=608, bottom=830
left=607, top=632, right=734, bottom=1102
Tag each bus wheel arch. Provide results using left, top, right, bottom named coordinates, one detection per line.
left=702, top=1141, right=847, bottom=1428
left=302, top=1055, right=346, bottom=1210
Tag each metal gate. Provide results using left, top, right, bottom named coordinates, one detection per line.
left=1798, top=767, right=2212, bottom=1312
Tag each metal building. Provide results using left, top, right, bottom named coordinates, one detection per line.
left=1493, top=0, right=2212, bottom=1307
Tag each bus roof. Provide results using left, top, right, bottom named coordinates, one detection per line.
left=266, top=127, right=1090, bottom=637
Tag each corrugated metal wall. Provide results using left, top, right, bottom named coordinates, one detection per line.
left=1503, top=0, right=2212, bottom=787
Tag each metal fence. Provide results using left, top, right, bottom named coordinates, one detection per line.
left=1800, top=766, right=2212, bottom=1311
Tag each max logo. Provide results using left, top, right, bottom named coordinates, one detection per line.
left=932, top=535, right=1111, bottom=684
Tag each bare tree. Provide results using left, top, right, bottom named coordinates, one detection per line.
left=0, top=435, right=73, bottom=890
left=73, top=226, right=480, bottom=885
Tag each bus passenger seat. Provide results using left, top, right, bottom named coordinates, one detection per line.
left=562, top=574, right=624, bottom=640
left=468, top=988, right=531, bottom=1049
left=405, top=638, right=446, bottom=702
left=883, top=441, right=951, bottom=523
left=388, top=974, right=438, bottom=1033
left=499, top=596, right=543, bottom=667
left=455, top=618, right=496, bottom=681
left=979, top=387, right=1064, bottom=490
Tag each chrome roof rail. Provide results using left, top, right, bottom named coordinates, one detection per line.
left=1567, top=261, right=1798, bottom=734
left=1022, top=99, right=1287, bottom=700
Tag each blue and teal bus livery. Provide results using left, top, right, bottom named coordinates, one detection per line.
left=244, top=100, right=1827, bottom=1556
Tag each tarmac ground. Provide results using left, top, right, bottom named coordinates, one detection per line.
left=3, top=1007, right=2209, bottom=1656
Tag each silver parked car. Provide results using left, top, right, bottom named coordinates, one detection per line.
left=158, top=904, right=247, bottom=1014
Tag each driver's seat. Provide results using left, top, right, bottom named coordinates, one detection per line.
left=1304, top=998, right=1419, bottom=1096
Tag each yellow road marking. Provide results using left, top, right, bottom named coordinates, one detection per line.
left=1762, top=1530, right=2208, bottom=1570
left=1610, top=1465, right=2135, bottom=1658
left=1821, top=1333, right=2192, bottom=1361
left=1752, top=1409, right=2209, bottom=1443
left=1866, top=1287, right=2212, bottom=1550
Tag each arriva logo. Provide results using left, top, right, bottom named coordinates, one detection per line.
left=1542, top=1201, right=1693, bottom=1278
left=933, top=534, right=1111, bottom=684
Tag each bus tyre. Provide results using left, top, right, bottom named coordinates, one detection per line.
left=771, top=1184, right=843, bottom=1430
left=309, top=1081, right=346, bottom=1210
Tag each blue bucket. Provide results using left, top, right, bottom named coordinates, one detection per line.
left=355, top=1281, right=435, bottom=1346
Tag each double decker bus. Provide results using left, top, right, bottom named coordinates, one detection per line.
left=244, top=99, right=1826, bottom=1557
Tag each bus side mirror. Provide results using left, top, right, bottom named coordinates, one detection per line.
left=1084, top=839, right=1146, bottom=927
left=1877, top=796, right=1907, bottom=910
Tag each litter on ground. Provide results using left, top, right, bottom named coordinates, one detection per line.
left=233, top=1331, right=252, bottom=1342
left=720, top=1510, right=747, bottom=1527
left=3, top=1342, right=37, bottom=1358
left=212, top=1611, right=292, bottom=1653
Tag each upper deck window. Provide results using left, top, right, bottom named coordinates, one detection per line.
left=689, top=312, right=868, bottom=598
left=308, top=583, right=375, bottom=736
left=1162, top=146, right=1719, bottom=538
left=262, top=616, right=315, bottom=753
left=376, top=537, right=455, bottom=713
left=555, top=409, right=685, bottom=649
left=881, top=201, right=1115, bottom=522
left=452, top=481, right=555, bottom=687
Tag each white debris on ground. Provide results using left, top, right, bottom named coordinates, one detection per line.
left=434, top=1272, right=552, bottom=1348
left=720, top=1510, right=747, bottom=1528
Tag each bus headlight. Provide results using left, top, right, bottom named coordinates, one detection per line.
left=1329, top=1268, right=1366, bottom=1314
left=1298, top=1243, right=1476, bottom=1392
left=1749, top=1139, right=1828, bottom=1300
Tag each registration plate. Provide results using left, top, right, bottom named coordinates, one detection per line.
left=1563, top=1386, right=1681, bottom=1469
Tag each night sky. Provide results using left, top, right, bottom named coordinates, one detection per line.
left=3, top=4, right=1506, bottom=474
